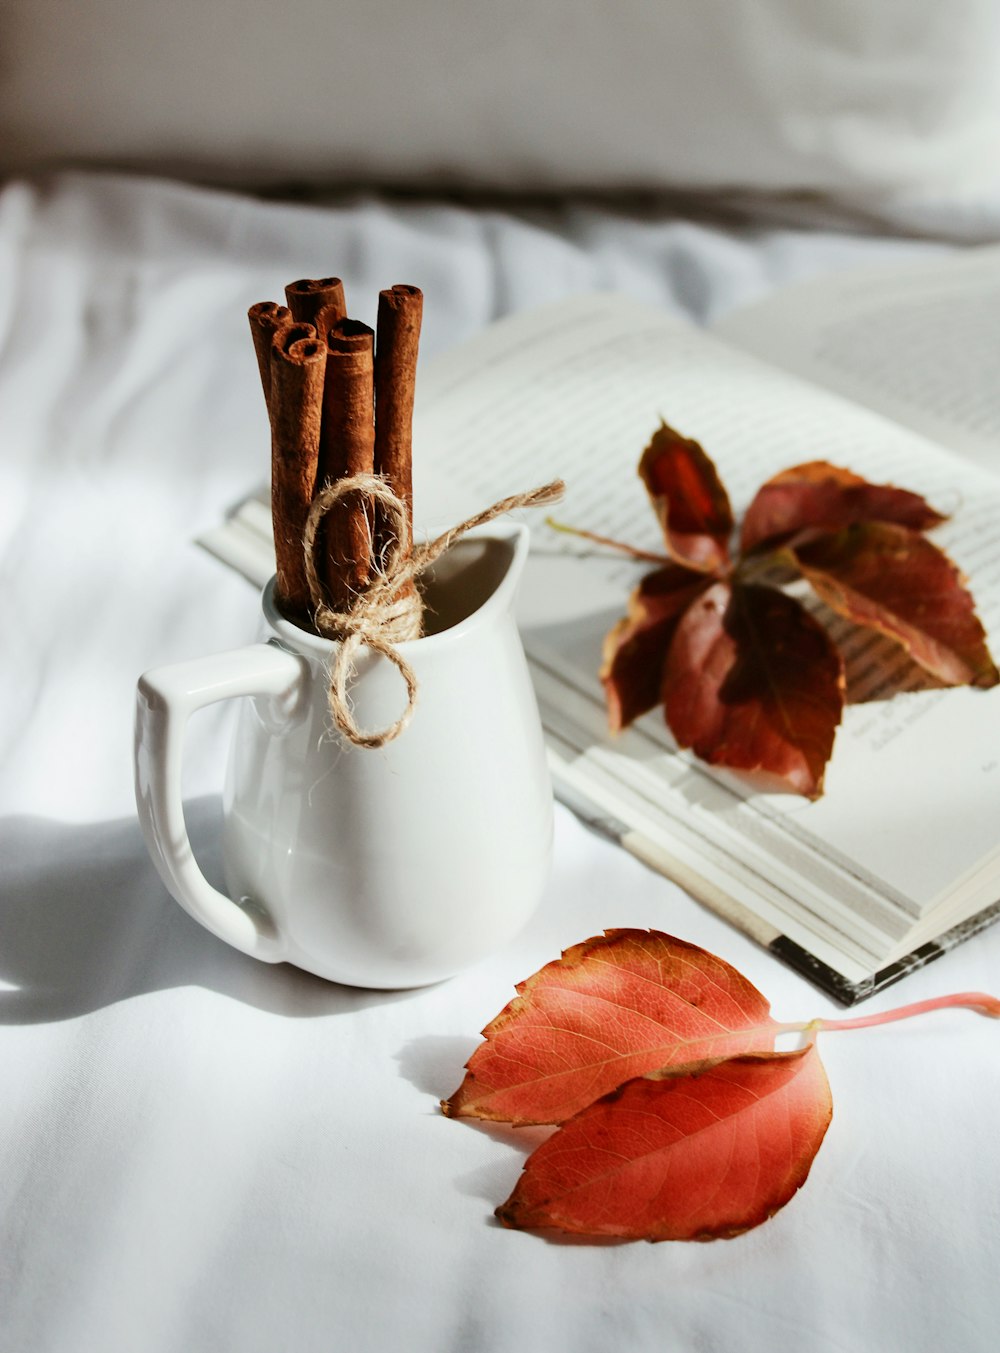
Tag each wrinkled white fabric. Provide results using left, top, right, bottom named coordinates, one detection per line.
left=7, top=3, right=1000, bottom=235
left=1, top=173, right=997, bottom=1353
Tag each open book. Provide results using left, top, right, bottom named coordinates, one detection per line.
left=202, top=248, right=1000, bottom=1004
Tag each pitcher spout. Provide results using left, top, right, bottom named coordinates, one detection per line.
left=416, top=522, right=530, bottom=640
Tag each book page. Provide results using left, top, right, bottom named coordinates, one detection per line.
left=712, top=247, right=1000, bottom=474
left=412, top=294, right=1000, bottom=917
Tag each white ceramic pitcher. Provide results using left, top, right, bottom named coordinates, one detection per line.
left=134, top=524, right=553, bottom=987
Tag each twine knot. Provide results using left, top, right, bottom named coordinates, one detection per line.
left=304, top=474, right=564, bottom=748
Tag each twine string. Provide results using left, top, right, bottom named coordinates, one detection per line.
left=303, top=473, right=564, bottom=747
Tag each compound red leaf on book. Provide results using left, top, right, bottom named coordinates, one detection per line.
left=442, top=930, right=780, bottom=1126
left=496, top=1044, right=833, bottom=1242
left=595, top=430, right=998, bottom=796
left=662, top=579, right=845, bottom=799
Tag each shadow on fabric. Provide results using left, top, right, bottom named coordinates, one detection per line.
left=0, top=797, right=419, bottom=1024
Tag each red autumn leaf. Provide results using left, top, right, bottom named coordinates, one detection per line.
left=596, top=430, right=998, bottom=796
left=740, top=460, right=946, bottom=555
left=638, top=421, right=733, bottom=572
left=445, top=930, right=1000, bottom=1244
left=496, top=1044, right=832, bottom=1242
left=793, top=522, right=1000, bottom=689
left=601, top=564, right=712, bottom=731
left=663, top=580, right=845, bottom=798
left=442, top=930, right=780, bottom=1126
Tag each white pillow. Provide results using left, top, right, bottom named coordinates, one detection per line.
left=3, top=1, right=1000, bottom=221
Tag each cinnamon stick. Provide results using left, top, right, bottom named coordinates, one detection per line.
left=374, top=285, right=423, bottom=529
left=269, top=322, right=326, bottom=619
left=284, top=277, right=347, bottom=329
left=325, top=316, right=374, bottom=355
left=319, top=318, right=376, bottom=607
left=247, top=301, right=291, bottom=414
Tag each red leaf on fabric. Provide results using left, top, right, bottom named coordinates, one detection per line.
left=442, top=930, right=779, bottom=1126
left=496, top=1044, right=832, bottom=1242
left=638, top=422, right=733, bottom=572
left=794, top=522, right=1000, bottom=689
left=601, top=564, right=713, bottom=730
left=740, top=460, right=946, bottom=555
left=663, top=580, right=845, bottom=798
left=444, top=929, right=1000, bottom=1243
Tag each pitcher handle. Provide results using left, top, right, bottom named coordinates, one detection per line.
left=134, top=642, right=306, bottom=963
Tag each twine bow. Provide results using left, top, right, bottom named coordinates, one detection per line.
left=303, top=474, right=564, bottom=748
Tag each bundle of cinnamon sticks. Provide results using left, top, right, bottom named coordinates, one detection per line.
left=248, top=277, right=422, bottom=624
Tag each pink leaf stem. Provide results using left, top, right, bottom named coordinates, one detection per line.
left=779, top=992, right=1000, bottom=1037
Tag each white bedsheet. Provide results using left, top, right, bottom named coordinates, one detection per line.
left=2, top=172, right=997, bottom=1352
